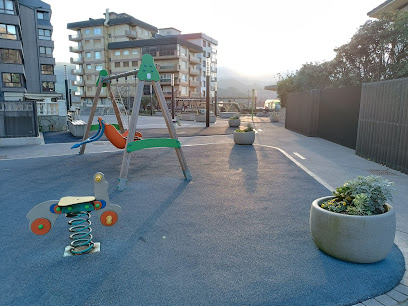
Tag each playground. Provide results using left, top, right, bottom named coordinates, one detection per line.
left=1, top=135, right=407, bottom=305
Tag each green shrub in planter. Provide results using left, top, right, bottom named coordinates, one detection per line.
left=320, top=175, right=393, bottom=215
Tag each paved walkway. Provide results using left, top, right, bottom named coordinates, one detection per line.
left=0, top=115, right=407, bottom=305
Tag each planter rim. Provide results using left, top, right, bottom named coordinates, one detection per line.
left=233, top=130, right=255, bottom=133
left=313, top=196, right=393, bottom=219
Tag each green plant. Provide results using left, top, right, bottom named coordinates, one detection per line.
left=235, top=123, right=254, bottom=133
left=320, top=176, right=394, bottom=215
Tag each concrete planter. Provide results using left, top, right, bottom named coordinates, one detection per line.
left=233, top=131, right=255, bottom=145
left=310, top=196, right=396, bottom=263
left=228, top=118, right=240, bottom=127
left=195, top=115, right=216, bottom=123
left=270, top=113, right=280, bottom=122
left=220, top=112, right=238, bottom=118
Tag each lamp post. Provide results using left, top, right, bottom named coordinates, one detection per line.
left=206, top=57, right=210, bottom=127
left=214, top=81, right=218, bottom=116
left=64, top=65, right=70, bottom=111
left=171, top=73, right=175, bottom=119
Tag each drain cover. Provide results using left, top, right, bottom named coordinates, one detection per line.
left=368, top=169, right=396, bottom=176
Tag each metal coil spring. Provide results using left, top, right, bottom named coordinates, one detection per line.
left=67, top=212, right=94, bottom=255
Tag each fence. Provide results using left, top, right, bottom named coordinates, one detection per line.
left=356, top=78, right=408, bottom=174
left=285, top=86, right=361, bottom=149
left=0, top=101, right=38, bottom=138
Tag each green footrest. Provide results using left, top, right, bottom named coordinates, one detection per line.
left=127, top=138, right=181, bottom=152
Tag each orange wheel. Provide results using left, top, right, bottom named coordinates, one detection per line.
left=100, top=211, right=118, bottom=226
left=53, top=205, right=62, bottom=214
left=31, top=218, right=51, bottom=235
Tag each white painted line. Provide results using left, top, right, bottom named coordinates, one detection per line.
left=293, top=152, right=306, bottom=160
left=256, top=144, right=335, bottom=192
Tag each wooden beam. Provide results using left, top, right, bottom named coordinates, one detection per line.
left=79, top=81, right=103, bottom=154
left=118, top=80, right=145, bottom=190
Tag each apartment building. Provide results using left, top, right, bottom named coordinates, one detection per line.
left=368, top=0, right=408, bottom=17
left=68, top=11, right=217, bottom=109
left=0, top=0, right=58, bottom=101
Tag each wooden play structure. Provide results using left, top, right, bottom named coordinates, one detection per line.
left=77, top=54, right=192, bottom=190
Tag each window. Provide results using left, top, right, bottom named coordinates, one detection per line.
left=2, top=72, right=22, bottom=87
left=0, top=49, right=22, bottom=64
left=114, top=62, right=120, bottom=68
left=115, top=51, right=120, bottom=56
left=180, top=46, right=187, bottom=57
left=94, top=39, right=101, bottom=46
left=0, top=24, right=17, bottom=40
left=86, top=64, right=92, bottom=70
left=181, top=61, right=187, bottom=70
left=203, top=40, right=206, bottom=47
left=93, top=28, right=101, bottom=35
left=38, top=29, right=51, bottom=40
left=41, top=64, right=54, bottom=75
left=132, top=49, right=138, bottom=55
left=181, top=74, right=187, bottom=83
left=94, top=51, right=101, bottom=59
left=39, top=46, right=52, bottom=57
left=181, top=86, right=187, bottom=95
left=132, top=61, right=138, bottom=67
left=86, top=52, right=91, bottom=58
left=37, top=11, right=49, bottom=20
left=42, top=81, right=55, bottom=92
left=0, top=0, right=14, bottom=14
left=84, top=29, right=90, bottom=34
left=87, top=86, right=92, bottom=92
left=123, top=50, right=129, bottom=55
left=84, top=40, right=90, bottom=45
left=123, top=61, right=129, bottom=68
left=95, top=65, right=103, bottom=71
left=87, top=75, right=92, bottom=81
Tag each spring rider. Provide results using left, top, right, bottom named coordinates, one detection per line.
left=26, top=172, right=121, bottom=256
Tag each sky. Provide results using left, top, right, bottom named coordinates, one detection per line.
left=46, top=0, right=383, bottom=81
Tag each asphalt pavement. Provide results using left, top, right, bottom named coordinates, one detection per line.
left=0, top=115, right=407, bottom=306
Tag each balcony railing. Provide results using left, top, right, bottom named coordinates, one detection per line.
left=70, top=57, right=83, bottom=64
left=69, top=33, right=82, bottom=41
left=189, top=55, right=201, bottom=64
left=71, top=69, right=84, bottom=75
left=189, top=67, right=200, bottom=75
left=125, top=30, right=137, bottom=39
left=158, top=65, right=178, bottom=72
left=189, top=80, right=200, bottom=87
left=190, top=92, right=201, bottom=98
left=72, top=80, right=84, bottom=86
left=69, top=45, right=83, bottom=53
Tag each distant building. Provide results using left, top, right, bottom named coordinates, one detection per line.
left=0, top=0, right=59, bottom=101
left=368, top=0, right=408, bottom=18
left=67, top=11, right=218, bottom=109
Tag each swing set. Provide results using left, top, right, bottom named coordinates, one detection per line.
left=74, top=54, right=192, bottom=190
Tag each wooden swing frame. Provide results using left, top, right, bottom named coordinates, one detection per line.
left=79, top=68, right=192, bottom=190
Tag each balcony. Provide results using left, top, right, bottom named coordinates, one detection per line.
left=70, top=57, right=83, bottom=64
left=69, top=45, right=83, bottom=53
left=189, top=55, right=201, bottom=64
left=69, top=33, right=82, bottom=41
left=71, top=80, right=84, bottom=86
left=125, top=30, right=137, bottom=39
left=71, top=69, right=84, bottom=75
left=158, top=64, right=178, bottom=73
left=189, top=80, right=200, bottom=88
left=190, top=92, right=201, bottom=98
left=211, top=67, right=217, bottom=73
left=211, top=48, right=217, bottom=54
left=73, top=91, right=84, bottom=97
left=189, top=67, right=200, bottom=76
